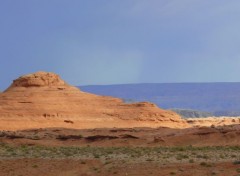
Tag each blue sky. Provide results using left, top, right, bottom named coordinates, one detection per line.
left=1, top=0, right=240, bottom=90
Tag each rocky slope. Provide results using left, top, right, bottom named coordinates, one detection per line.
left=0, top=71, right=187, bottom=130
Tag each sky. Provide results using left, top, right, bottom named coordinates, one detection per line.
left=1, top=0, right=240, bottom=91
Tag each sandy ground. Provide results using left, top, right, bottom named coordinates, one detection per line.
left=0, top=116, right=240, bottom=131
left=0, top=117, right=188, bottom=131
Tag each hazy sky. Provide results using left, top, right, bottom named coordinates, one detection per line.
left=1, top=0, right=240, bottom=90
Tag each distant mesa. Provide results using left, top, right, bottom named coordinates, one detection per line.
left=0, top=71, right=186, bottom=130
left=79, top=82, right=240, bottom=117
left=170, top=109, right=213, bottom=118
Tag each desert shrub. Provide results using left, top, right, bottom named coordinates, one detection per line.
left=80, top=161, right=86, bottom=164
left=233, top=160, right=240, bottom=165
left=176, top=154, right=189, bottom=160
left=200, top=162, right=212, bottom=167
left=32, top=164, right=38, bottom=168
left=169, top=172, right=176, bottom=175
left=189, top=159, right=194, bottom=163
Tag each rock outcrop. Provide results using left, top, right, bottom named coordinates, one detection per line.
left=9, top=71, right=67, bottom=87
left=5, top=71, right=77, bottom=91
left=0, top=71, right=187, bottom=129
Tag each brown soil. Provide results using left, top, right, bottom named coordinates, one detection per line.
left=0, top=158, right=239, bottom=176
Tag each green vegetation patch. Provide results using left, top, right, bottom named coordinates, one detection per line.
left=0, top=143, right=239, bottom=164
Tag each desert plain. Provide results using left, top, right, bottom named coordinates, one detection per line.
left=0, top=72, right=240, bottom=176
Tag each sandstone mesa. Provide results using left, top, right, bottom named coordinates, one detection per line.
left=0, top=71, right=188, bottom=130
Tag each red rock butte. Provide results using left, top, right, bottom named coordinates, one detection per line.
left=0, top=71, right=188, bottom=130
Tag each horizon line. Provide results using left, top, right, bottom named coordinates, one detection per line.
left=78, top=81, right=240, bottom=87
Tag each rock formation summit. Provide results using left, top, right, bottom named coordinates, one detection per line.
left=0, top=71, right=187, bottom=130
